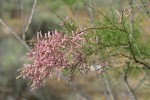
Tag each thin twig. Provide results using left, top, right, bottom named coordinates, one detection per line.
left=20, top=0, right=25, bottom=39
left=104, top=74, right=116, bottom=100
left=120, top=53, right=150, bottom=69
left=69, top=6, right=82, bottom=30
left=134, top=72, right=148, bottom=90
left=133, top=1, right=150, bottom=22
left=23, top=0, right=38, bottom=40
left=120, top=2, right=150, bottom=69
left=140, top=0, right=150, bottom=17
left=83, top=2, right=116, bottom=26
left=122, top=1, right=137, bottom=100
left=121, top=9, right=128, bottom=33
left=129, top=0, right=134, bottom=38
left=60, top=73, right=92, bottom=100
left=53, top=12, right=75, bottom=31
left=83, top=1, right=94, bottom=24
left=0, top=18, right=31, bottom=51
left=123, top=3, right=148, bottom=10
left=127, top=0, right=150, bottom=70
left=77, top=26, right=125, bottom=34
left=122, top=63, right=137, bottom=100
left=121, top=7, right=150, bottom=69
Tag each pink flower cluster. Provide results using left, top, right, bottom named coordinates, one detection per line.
left=18, top=30, right=86, bottom=89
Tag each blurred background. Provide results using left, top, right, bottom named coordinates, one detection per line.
left=0, top=0, right=150, bottom=100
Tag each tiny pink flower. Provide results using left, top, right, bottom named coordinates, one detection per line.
left=18, top=30, right=86, bottom=89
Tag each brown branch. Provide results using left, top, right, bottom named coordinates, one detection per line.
left=120, top=53, right=150, bottom=69
left=128, top=0, right=150, bottom=69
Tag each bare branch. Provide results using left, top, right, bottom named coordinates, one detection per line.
left=133, top=1, right=150, bottom=22
left=20, top=0, right=25, bottom=39
left=122, top=63, right=137, bottom=100
left=140, top=0, right=150, bottom=17
left=104, top=74, right=116, bottom=100
left=0, top=18, right=31, bottom=51
left=23, top=0, right=38, bottom=40
left=134, top=72, right=148, bottom=90
left=120, top=53, right=150, bottom=69
left=129, top=0, right=134, bottom=38
left=121, top=1, right=138, bottom=100
left=60, top=73, right=92, bottom=100
left=83, top=1, right=94, bottom=24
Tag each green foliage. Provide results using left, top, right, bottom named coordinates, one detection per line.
left=60, top=5, right=150, bottom=77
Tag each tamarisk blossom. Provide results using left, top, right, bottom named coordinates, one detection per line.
left=17, top=30, right=86, bottom=90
